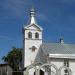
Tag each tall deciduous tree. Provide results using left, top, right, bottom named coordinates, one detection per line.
left=2, top=47, right=22, bottom=71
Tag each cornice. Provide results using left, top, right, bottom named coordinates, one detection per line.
left=25, top=38, right=42, bottom=40
left=49, top=54, right=75, bottom=59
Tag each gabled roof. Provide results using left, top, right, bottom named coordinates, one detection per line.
left=0, top=63, right=8, bottom=66
left=34, top=43, right=75, bottom=62
left=24, top=24, right=43, bottom=30
left=23, top=8, right=43, bottom=31
left=41, top=43, right=75, bottom=54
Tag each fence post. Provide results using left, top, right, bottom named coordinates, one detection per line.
left=7, top=71, right=8, bottom=75
left=1, top=69, right=2, bottom=75
left=35, top=68, right=39, bottom=75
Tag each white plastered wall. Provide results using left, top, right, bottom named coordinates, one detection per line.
left=24, top=28, right=42, bottom=67
left=69, top=60, right=75, bottom=75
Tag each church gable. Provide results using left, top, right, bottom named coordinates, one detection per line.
left=24, top=8, right=43, bottom=31
left=25, top=24, right=43, bottom=31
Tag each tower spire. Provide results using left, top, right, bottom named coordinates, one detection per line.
left=30, top=8, right=36, bottom=24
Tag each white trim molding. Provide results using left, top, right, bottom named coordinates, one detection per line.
left=49, top=54, right=75, bottom=59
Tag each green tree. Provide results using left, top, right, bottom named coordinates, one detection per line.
left=2, top=47, right=22, bottom=71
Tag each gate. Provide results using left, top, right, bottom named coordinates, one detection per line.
left=38, top=63, right=58, bottom=75
left=24, top=63, right=72, bottom=75
left=58, top=66, right=72, bottom=75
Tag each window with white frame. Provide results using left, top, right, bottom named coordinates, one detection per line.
left=28, top=32, right=32, bottom=38
left=35, top=32, right=39, bottom=38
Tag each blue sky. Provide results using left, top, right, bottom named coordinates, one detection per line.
left=0, top=0, right=75, bottom=62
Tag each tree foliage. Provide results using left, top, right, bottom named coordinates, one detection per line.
left=2, top=47, right=22, bottom=71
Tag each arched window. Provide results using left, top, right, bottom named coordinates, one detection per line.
left=35, top=32, right=39, bottom=38
left=28, top=32, right=32, bottom=38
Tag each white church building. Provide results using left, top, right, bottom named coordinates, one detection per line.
left=22, top=8, right=75, bottom=75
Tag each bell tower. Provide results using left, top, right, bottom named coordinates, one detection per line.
left=23, top=8, right=43, bottom=68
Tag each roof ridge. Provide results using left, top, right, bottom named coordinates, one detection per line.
left=42, top=42, right=75, bottom=45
